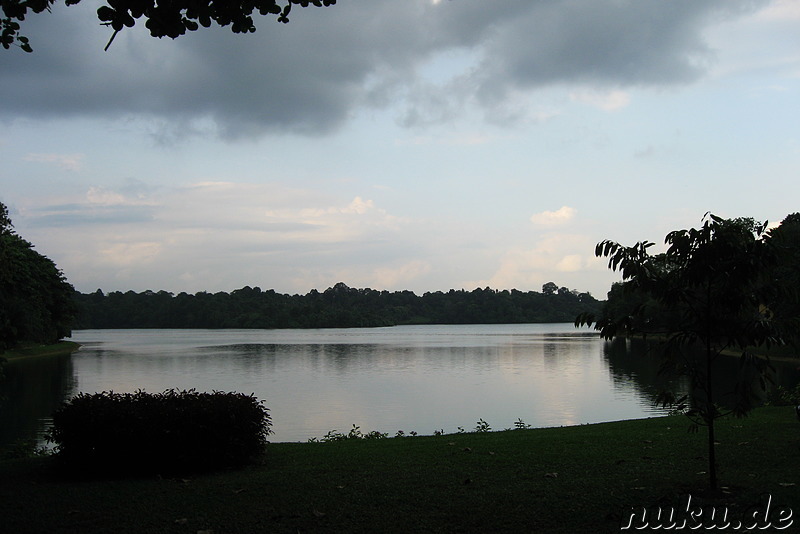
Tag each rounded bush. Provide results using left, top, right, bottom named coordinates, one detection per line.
left=48, top=389, right=272, bottom=476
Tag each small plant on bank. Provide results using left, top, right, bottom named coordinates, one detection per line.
left=309, top=418, right=544, bottom=442
left=474, top=419, right=491, bottom=433
left=309, top=425, right=390, bottom=442
left=513, top=418, right=531, bottom=430
left=48, top=389, right=271, bottom=476
left=307, top=431, right=341, bottom=443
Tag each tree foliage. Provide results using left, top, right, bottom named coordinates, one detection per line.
left=1, top=0, right=335, bottom=52
left=577, top=213, right=800, bottom=490
left=74, top=281, right=602, bottom=329
left=0, top=202, right=76, bottom=350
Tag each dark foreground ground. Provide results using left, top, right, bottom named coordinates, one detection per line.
left=1, top=406, right=798, bottom=533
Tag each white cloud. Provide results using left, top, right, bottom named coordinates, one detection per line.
left=530, top=206, right=577, bottom=227
left=86, top=187, right=127, bottom=206
left=468, top=232, right=606, bottom=292
left=340, top=196, right=375, bottom=215
left=569, top=90, right=631, bottom=111
left=756, top=0, right=800, bottom=21
left=24, top=153, right=84, bottom=171
left=99, top=241, right=162, bottom=267
left=555, top=254, right=583, bottom=272
left=16, top=181, right=422, bottom=293
left=372, top=260, right=432, bottom=288
left=395, top=133, right=493, bottom=147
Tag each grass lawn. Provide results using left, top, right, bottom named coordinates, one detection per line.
left=0, top=406, right=798, bottom=533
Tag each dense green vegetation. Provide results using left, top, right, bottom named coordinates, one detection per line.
left=0, top=202, right=75, bottom=351
left=73, top=281, right=602, bottom=329
left=1, top=407, right=797, bottom=533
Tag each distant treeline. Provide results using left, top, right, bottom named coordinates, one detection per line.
left=73, top=282, right=603, bottom=329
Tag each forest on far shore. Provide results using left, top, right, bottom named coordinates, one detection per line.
left=72, top=282, right=603, bottom=329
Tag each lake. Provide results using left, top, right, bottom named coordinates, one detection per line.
left=1, top=324, right=798, bottom=447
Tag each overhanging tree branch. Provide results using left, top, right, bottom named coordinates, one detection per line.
left=1, top=0, right=335, bottom=52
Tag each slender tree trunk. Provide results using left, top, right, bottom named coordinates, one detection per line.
left=707, top=352, right=717, bottom=490
left=705, top=283, right=718, bottom=490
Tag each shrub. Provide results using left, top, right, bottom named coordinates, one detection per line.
left=48, top=389, right=271, bottom=476
left=767, top=383, right=800, bottom=406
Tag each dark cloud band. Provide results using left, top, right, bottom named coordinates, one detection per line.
left=0, top=0, right=760, bottom=138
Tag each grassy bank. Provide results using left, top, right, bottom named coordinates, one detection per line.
left=1, top=407, right=798, bottom=533
left=0, top=341, right=80, bottom=361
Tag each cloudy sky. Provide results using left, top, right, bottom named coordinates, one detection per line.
left=1, top=0, right=799, bottom=298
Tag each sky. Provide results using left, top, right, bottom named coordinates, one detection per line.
left=1, top=0, right=799, bottom=299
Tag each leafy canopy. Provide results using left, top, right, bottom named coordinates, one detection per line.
left=587, top=215, right=783, bottom=349
left=1, top=0, right=335, bottom=52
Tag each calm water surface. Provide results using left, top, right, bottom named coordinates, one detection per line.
left=72, top=324, right=669, bottom=442
left=3, top=324, right=795, bottom=447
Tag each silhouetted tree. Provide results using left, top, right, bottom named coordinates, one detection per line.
left=541, top=282, right=558, bottom=295
left=0, top=201, right=76, bottom=349
left=766, top=213, right=800, bottom=347
left=578, top=214, right=797, bottom=490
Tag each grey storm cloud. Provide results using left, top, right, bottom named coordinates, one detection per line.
left=0, top=0, right=762, bottom=138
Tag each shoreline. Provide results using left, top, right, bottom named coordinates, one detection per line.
left=615, top=333, right=800, bottom=363
left=1, top=341, right=81, bottom=362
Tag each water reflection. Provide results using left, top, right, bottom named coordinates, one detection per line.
left=2, top=325, right=797, bottom=449
left=603, top=338, right=689, bottom=408
left=0, top=353, right=76, bottom=448
left=603, top=337, right=800, bottom=410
